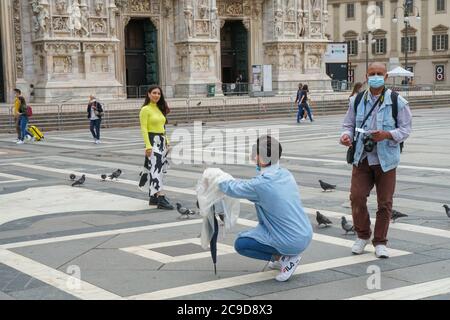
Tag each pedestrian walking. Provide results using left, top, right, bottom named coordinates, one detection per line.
left=298, top=85, right=313, bottom=123
left=87, top=95, right=103, bottom=144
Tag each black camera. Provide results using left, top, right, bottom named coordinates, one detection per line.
left=363, top=134, right=376, bottom=152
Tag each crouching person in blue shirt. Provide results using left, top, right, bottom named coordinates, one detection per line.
left=219, top=135, right=313, bottom=282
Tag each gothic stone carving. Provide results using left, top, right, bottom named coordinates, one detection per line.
left=53, top=56, right=73, bottom=73
left=264, top=43, right=304, bottom=72
left=13, top=0, right=24, bottom=78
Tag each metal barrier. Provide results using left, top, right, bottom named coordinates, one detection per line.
left=222, top=83, right=250, bottom=96
left=1, top=88, right=450, bottom=133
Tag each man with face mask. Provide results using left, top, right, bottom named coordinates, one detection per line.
left=340, top=62, right=412, bottom=259
left=219, top=135, right=313, bottom=282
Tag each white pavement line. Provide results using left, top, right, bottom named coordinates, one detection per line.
left=0, top=248, right=122, bottom=300
left=46, top=137, right=113, bottom=144
left=0, top=219, right=202, bottom=250
left=9, top=163, right=450, bottom=240
left=348, top=277, right=450, bottom=300
left=126, top=250, right=410, bottom=300
left=0, top=172, right=36, bottom=184
left=121, top=238, right=235, bottom=264
left=303, top=208, right=450, bottom=240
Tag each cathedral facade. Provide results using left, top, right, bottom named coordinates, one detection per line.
left=0, top=0, right=331, bottom=103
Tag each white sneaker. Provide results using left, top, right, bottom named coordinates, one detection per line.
left=275, top=254, right=301, bottom=282
left=352, top=238, right=370, bottom=255
left=95, top=140, right=100, bottom=144
left=13, top=139, right=19, bottom=143
left=375, top=245, right=390, bottom=259
left=16, top=140, right=24, bottom=145
left=25, top=135, right=32, bottom=141
left=268, top=260, right=282, bottom=270
left=97, top=140, right=101, bottom=144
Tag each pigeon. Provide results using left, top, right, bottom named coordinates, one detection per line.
left=316, top=211, right=332, bottom=227
left=69, top=174, right=76, bottom=181
left=176, top=203, right=196, bottom=219
left=197, top=101, right=202, bottom=106
left=443, top=205, right=450, bottom=218
left=341, top=216, right=355, bottom=235
left=391, top=209, right=408, bottom=222
left=319, top=180, right=336, bottom=192
left=101, top=174, right=107, bottom=181
left=72, top=175, right=86, bottom=187
left=109, top=169, right=122, bottom=180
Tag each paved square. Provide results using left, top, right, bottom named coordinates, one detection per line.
left=1, top=108, right=450, bottom=300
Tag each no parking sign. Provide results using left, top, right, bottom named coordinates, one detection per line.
left=436, top=65, right=445, bottom=81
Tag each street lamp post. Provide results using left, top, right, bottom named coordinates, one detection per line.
left=359, top=31, right=375, bottom=75
left=393, top=0, right=420, bottom=85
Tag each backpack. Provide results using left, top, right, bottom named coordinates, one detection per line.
left=26, top=105, right=33, bottom=118
left=353, top=90, right=404, bottom=152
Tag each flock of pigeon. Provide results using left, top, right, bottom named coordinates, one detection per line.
left=68, top=172, right=450, bottom=223
left=69, top=169, right=123, bottom=187
left=69, top=169, right=198, bottom=219
left=316, top=179, right=450, bottom=235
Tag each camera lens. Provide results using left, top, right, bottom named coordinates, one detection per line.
left=363, top=135, right=375, bottom=152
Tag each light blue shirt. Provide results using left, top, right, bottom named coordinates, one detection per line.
left=219, top=164, right=313, bottom=255
left=341, top=88, right=412, bottom=172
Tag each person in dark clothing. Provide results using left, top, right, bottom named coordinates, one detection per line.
left=298, top=85, right=313, bottom=123
left=87, top=95, right=104, bottom=144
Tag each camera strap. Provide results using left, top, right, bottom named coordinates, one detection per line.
left=352, top=88, right=386, bottom=142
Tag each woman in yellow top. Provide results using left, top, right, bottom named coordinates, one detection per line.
left=138, top=85, right=174, bottom=210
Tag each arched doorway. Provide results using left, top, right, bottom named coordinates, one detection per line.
left=220, top=20, right=249, bottom=95
left=125, top=19, right=158, bottom=98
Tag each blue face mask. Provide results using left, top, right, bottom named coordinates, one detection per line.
left=256, top=165, right=261, bottom=174
left=368, top=75, right=385, bottom=89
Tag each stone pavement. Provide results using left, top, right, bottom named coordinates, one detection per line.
left=0, top=108, right=450, bottom=300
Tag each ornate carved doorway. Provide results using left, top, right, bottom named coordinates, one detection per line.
left=220, top=20, right=249, bottom=95
left=125, top=18, right=158, bottom=98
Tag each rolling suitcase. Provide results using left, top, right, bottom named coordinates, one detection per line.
left=28, top=125, right=44, bottom=141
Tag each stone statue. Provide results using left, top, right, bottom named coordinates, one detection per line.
left=95, top=0, right=104, bottom=15
left=55, top=0, right=67, bottom=14
left=274, top=9, right=283, bottom=37
left=198, top=0, right=209, bottom=19
left=31, top=0, right=50, bottom=34
left=211, top=8, right=218, bottom=38
left=311, top=0, right=321, bottom=21
left=67, top=0, right=82, bottom=32
left=80, top=6, right=90, bottom=36
left=68, top=0, right=89, bottom=37
left=184, top=6, right=194, bottom=38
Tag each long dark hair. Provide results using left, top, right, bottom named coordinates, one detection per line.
left=350, top=82, right=363, bottom=98
left=142, top=85, right=169, bottom=116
